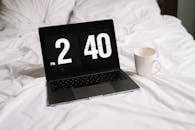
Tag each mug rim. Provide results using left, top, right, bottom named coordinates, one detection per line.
left=134, top=47, right=156, bottom=58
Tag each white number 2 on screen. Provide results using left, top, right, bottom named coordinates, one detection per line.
left=55, top=38, right=72, bottom=65
left=84, top=33, right=112, bottom=59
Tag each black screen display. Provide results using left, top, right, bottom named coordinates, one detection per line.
left=39, top=20, right=120, bottom=80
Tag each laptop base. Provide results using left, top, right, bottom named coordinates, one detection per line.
left=47, top=70, right=139, bottom=105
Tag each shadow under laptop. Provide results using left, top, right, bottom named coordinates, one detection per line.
left=124, top=71, right=137, bottom=76
left=19, top=67, right=45, bottom=78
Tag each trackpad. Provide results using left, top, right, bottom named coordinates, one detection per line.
left=73, top=83, right=115, bottom=99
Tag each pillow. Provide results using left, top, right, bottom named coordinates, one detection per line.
left=70, top=0, right=161, bottom=40
left=0, top=0, right=76, bottom=29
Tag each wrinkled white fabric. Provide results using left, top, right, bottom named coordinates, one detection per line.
left=0, top=0, right=76, bottom=29
left=0, top=0, right=195, bottom=130
left=70, top=0, right=160, bottom=41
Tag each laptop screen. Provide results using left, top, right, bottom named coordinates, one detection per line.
left=39, top=20, right=120, bottom=80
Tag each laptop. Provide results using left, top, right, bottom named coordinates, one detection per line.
left=39, top=19, right=139, bottom=105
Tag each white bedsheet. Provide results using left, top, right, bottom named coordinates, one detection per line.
left=0, top=13, right=195, bottom=130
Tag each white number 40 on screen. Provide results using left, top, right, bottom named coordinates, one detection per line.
left=84, top=33, right=112, bottom=59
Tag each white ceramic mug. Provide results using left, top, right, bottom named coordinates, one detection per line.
left=134, top=47, right=160, bottom=76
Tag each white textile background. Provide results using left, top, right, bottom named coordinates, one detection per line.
left=0, top=0, right=195, bottom=130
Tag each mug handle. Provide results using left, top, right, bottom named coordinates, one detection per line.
left=152, top=60, right=161, bottom=75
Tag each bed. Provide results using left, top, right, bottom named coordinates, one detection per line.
left=0, top=0, right=195, bottom=130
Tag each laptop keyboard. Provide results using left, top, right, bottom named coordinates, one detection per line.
left=50, top=71, right=126, bottom=92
